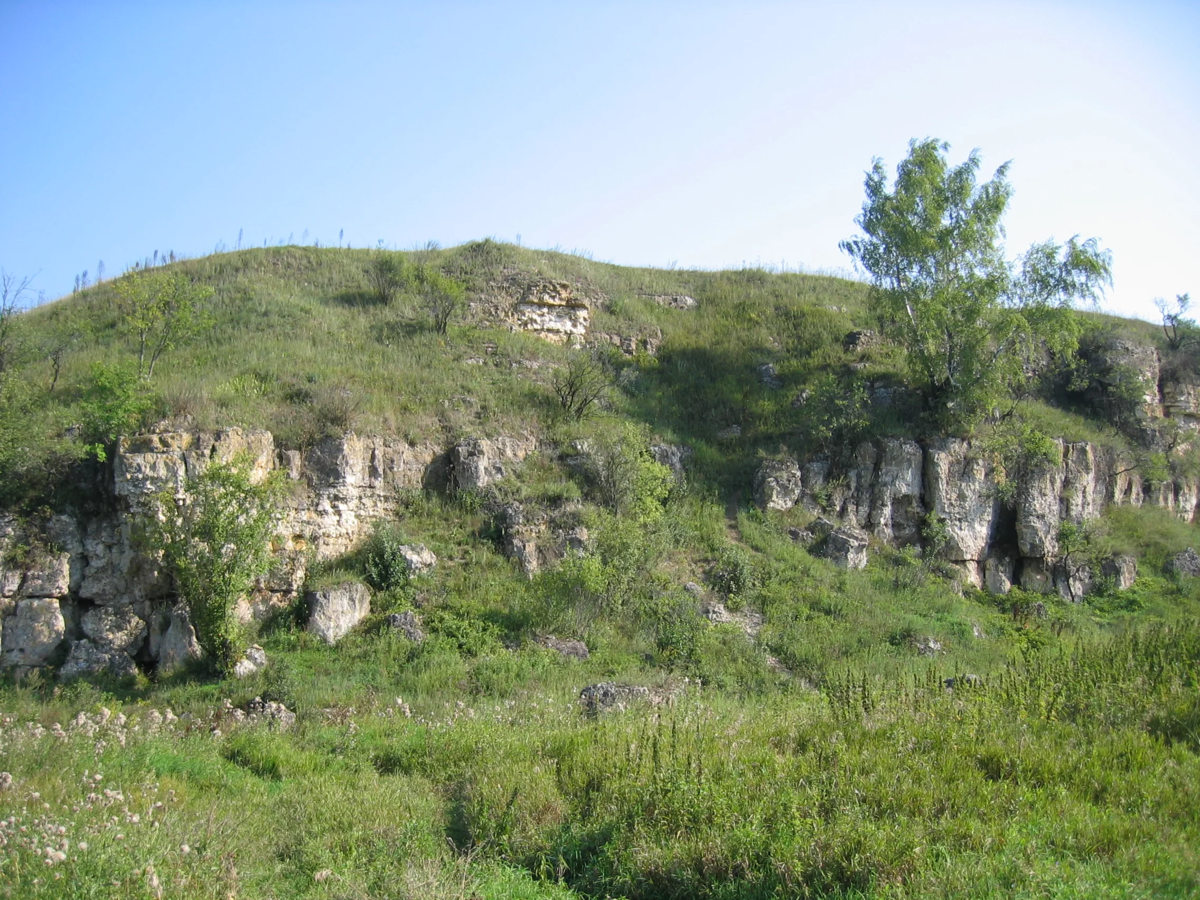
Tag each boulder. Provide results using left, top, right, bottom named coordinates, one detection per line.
left=386, top=610, right=426, bottom=643
left=306, top=582, right=371, bottom=645
left=20, top=553, right=71, bottom=598
left=59, top=640, right=138, bottom=681
left=81, top=606, right=147, bottom=656
left=154, top=604, right=203, bottom=675
left=1167, top=548, right=1200, bottom=577
left=826, top=527, right=869, bottom=570
left=233, top=644, right=268, bottom=679
left=753, top=458, right=803, bottom=511
left=983, top=554, right=1015, bottom=595
left=700, top=599, right=764, bottom=638
left=1, top=598, right=65, bottom=668
left=1101, top=555, right=1138, bottom=590
left=914, top=636, right=943, bottom=657
left=650, top=294, right=697, bottom=310
left=399, top=544, right=437, bottom=575
left=538, top=635, right=589, bottom=660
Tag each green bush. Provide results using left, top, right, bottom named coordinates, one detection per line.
left=143, top=455, right=282, bottom=674
left=362, top=522, right=414, bottom=594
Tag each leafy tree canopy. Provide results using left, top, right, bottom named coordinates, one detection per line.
left=840, top=138, right=1112, bottom=430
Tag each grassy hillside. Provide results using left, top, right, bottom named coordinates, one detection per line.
left=2, top=243, right=1199, bottom=898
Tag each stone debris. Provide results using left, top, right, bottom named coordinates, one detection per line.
left=843, top=330, right=881, bottom=353
left=700, top=600, right=763, bottom=638
left=579, top=680, right=690, bottom=716
left=716, top=425, right=741, bottom=441
left=245, top=696, right=296, bottom=731
left=648, top=294, right=697, bottom=310
left=913, top=636, right=943, bottom=657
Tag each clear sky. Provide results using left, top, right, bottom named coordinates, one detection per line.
left=2, top=1, right=1197, bottom=321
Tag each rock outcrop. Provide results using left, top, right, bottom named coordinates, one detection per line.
left=513, top=278, right=590, bottom=344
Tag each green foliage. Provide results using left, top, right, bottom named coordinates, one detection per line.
left=551, top=349, right=612, bottom=422
left=364, top=250, right=407, bottom=305
left=144, top=456, right=282, bottom=673
left=841, top=138, right=1112, bottom=430
left=413, top=265, right=466, bottom=334
left=709, top=543, right=762, bottom=604
left=79, top=362, right=158, bottom=461
left=361, top=521, right=415, bottom=595
left=112, top=266, right=213, bottom=378
left=797, top=371, right=870, bottom=461
left=586, top=422, right=672, bottom=522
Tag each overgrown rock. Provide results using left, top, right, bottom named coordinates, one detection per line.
left=245, top=696, right=296, bottom=731
left=579, top=682, right=652, bottom=716
left=152, top=604, right=203, bottom=675
left=539, top=635, right=589, bottom=660
left=1166, top=548, right=1200, bottom=577
left=307, top=582, right=371, bottom=645
left=757, top=363, right=783, bottom=389
left=386, top=610, right=425, bottom=643
left=1101, top=555, right=1138, bottom=590
left=19, top=553, right=71, bottom=599
left=450, top=436, right=537, bottom=493
left=233, top=644, right=268, bottom=679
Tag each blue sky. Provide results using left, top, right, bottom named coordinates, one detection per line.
left=2, top=1, right=1197, bottom=320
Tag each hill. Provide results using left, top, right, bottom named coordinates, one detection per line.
left=0, top=242, right=1198, bottom=898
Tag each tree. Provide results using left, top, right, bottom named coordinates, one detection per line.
left=0, top=270, right=33, bottom=378
left=145, top=456, right=281, bottom=674
left=113, top=268, right=212, bottom=378
left=1156, top=293, right=1197, bottom=352
left=840, top=138, right=1112, bottom=429
left=553, top=349, right=613, bottom=421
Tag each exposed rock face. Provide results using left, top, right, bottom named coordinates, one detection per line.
left=1, top=598, right=65, bottom=668
left=450, top=435, right=537, bottom=493
left=590, top=328, right=662, bottom=357
left=59, top=639, right=138, bottom=680
left=924, top=440, right=999, bottom=577
left=306, top=582, right=371, bottom=645
left=1101, top=555, right=1137, bottom=590
left=984, top=554, right=1015, bottom=595
left=20, top=554, right=71, bottom=598
left=650, top=443, right=691, bottom=484
left=81, top=606, right=147, bottom=656
left=868, top=440, right=925, bottom=546
left=826, top=527, right=869, bottom=570
left=513, top=278, right=590, bottom=344
left=151, top=604, right=203, bottom=675
left=754, top=458, right=803, bottom=511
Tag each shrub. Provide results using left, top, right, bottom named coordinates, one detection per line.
left=362, top=522, right=414, bottom=595
left=143, top=456, right=282, bottom=674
